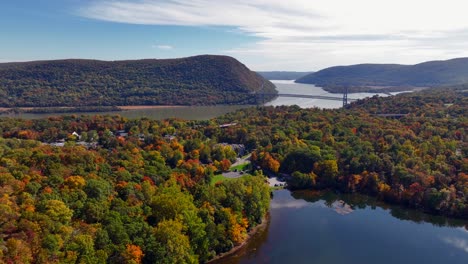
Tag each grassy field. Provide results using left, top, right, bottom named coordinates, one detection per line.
left=230, top=162, right=251, bottom=172
left=210, top=174, right=250, bottom=185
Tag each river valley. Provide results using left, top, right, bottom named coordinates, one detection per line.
left=0, top=81, right=403, bottom=120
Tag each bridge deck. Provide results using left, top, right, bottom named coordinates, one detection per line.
left=261, top=93, right=357, bottom=102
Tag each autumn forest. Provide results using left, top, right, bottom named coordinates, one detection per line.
left=0, top=85, right=466, bottom=263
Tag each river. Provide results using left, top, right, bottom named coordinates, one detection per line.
left=0, top=105, right=253, bottom=121
left=214, top=189, right=468, bottom=264
left=0, top=81, right=404, bottom=120
left=266, top=80, right=402, bottom=109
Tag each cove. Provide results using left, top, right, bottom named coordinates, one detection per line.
left=214, top=189, right=468, bottom=264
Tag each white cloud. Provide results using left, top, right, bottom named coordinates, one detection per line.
left=152, top=44, right=173, bottom=50
left=80, top=0, right=468, bottom=70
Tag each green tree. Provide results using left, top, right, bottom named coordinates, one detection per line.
left=289, top=171, right=317, bottom=189
left=147, top=219, right=197, bottom=264
left=45, top=199, right=73, bottom=224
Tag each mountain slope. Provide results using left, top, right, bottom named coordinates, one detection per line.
left=0, top=55, right=276, bottom=107
left=296, top=57, right=468, bottom=92
left=257, top=71, right=313, bottom=80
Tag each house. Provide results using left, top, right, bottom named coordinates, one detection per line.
left=116, top=130, right=129, bottom=137
left=72, top=131, right=81, bottom=140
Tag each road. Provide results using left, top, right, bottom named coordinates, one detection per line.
left=222, top=154, right=251, bottom=178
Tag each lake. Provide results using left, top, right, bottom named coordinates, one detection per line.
left=214, top=189, right=468, bottom=264
left=0, top=81, right=404, bottom=120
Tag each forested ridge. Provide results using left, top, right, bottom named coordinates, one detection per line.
left=296, top=57, right=468, bottom=93
left=0, top=55, right=276, bottom=107
left=0, top=85, right=466, bottom=263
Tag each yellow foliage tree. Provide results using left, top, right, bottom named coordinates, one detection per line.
left=64, top=176, right=86, bottom=189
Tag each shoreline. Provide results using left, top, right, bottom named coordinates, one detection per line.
left=0, top=104, right=257, bottom=113
left=117, top=105, right=187, bottom=110
left=207, top=213, right=270, bottom=263
left=0, top=105, right=187, bottom=112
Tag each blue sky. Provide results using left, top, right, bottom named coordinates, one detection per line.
left=2, top=0, right=468, bottom=70
left=0, top=1, right=257, bottom=64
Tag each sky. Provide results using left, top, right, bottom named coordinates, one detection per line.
left=2, top=0, right=468, bottom=71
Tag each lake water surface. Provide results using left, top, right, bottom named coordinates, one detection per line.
left=214, top=189, right=468, bottom=264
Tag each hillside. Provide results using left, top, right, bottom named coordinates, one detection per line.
left=296, top=57, right=468, bottom=93
left=257, top=71, right=312, bottom=80
left=0, top=55, right=277, bottom=107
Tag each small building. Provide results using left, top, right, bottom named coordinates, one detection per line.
left=116, top=130, right=128, bottom=137
left=72, top=131, right=81, bottom=140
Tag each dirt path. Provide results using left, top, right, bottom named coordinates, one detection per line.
left=231, top=154, right=252, bottom=167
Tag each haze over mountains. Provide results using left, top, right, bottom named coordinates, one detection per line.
left=257, top=71, right=312, bottom=80
left=0, top=55, right=276, bottom=108
left=296, top=57, right=468, bottom=93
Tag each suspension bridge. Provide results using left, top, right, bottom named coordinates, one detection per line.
left=258, top=82, right=353, bottom=107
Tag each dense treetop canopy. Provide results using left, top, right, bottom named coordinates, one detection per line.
left=0, top=85, right=465, bottom=263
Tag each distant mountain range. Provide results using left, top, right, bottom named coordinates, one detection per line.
left=296, top=57, right=468, bottom=93
left=0, top=55, right=276, bottom=107
left=257, top=71, right=312, bottom=80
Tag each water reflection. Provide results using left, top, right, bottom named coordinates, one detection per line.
left=292, top=190, right=468, bottom=229
left=331, top=200, right=354, bottom=215
left=442, top=237, right=468, bottom=253
left=217, top=189, right=468, bottom=264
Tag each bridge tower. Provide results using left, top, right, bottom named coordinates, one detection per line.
left=259, top=81, right=265, bottom=105
left=342, top=86, right=349, bottom=107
